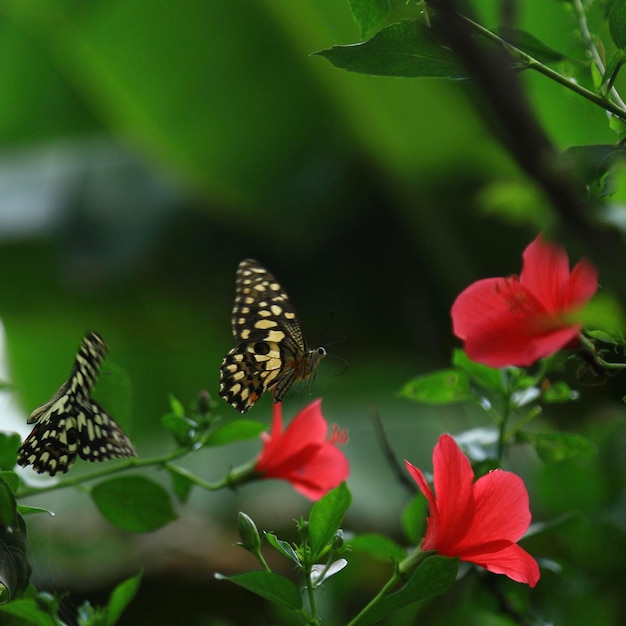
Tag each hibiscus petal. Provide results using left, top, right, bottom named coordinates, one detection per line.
left=457, top=470, right=531, bottom=549
left=430, top=435, right=476, bottom=552
left=405, top=460, right=441, bottom=549
left=451, top=278, right=514, bottom=340
left=288, top=442, right=349, bottom=500
left=567, top=258, right=599, bottom=309
left=465, top=542, right=540, bottom=588
left=464, top=314, right=582, bottom=367
left=520, top=235, right=571, bottom=312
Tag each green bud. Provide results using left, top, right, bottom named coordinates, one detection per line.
left=332, top=529, right=344, bottom=550
left=238, top=512, right=261, bottom=551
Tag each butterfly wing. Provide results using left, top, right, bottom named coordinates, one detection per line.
left=219, top=259, right=321, bottom=413
left=17, top=331, right=136, bottom=476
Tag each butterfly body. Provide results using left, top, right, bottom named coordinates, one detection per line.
left=219, top=259, right=325, bottom=413
left=17, top=331, right=136, bottom=476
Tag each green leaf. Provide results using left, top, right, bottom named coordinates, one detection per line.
left=399, top=369, right=471, bottom=404
left=91, top=475, right=177, bottom=532
left=0, top=434, right=21, bottom=472
left=519, top=432, right=597, bottom=462
left=215, top=571, right=302, bottom=611
left=314, top=20, right=467, bottom=78
left=609, top=0, right=626, bottom=49
left=166, top=465, right=196, bottom=503
left=499, top=28, right=568, bottom=63
left=0, top=478, right=16, bottom=527
left=349, top=0, right=390, bottom=39
left=401, top=495, right=427, bottom=545
left=104, top=570, right=142, bottom=626
left=308, top=483, right=351, bottom=559
left=452, top=349, right=504, bottom=392
left=347, top=533, right=406, bottom=563
left=0, top=597, right=59, bottom=625
left=542, top=381, right=577, bottom=403
left=0, top=472, right=20, bottom=494
left=16, top=505, right=54, bottom=517
left=265, top=533, right=301, bottom=566
left=161, top=414, right=196, bottom=447
left=168, top=393, right=186, bottom=418
left=0, top=514, right=30, bottom=601
left=204, top=420, right=265, bottom=447
left=353, top=556, right=458, bottom=624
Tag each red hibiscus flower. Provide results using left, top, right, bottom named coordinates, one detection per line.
left=254, top=399, right=349, bottom=501
left=451, top=234, right=598, bottom=367
left=405, top=434, right=540, bottom=587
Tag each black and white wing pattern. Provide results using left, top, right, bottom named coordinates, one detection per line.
left=219, top=259, right=326, bottom=413
left=17, top=331, right=137, bottom=476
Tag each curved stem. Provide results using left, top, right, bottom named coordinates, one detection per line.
left=459, top=13, right=626, bottom=121
left=346, top=571, right=403, bottom=626
left=571, top=0, right=626, bottom=108
left=17, top=447, right=257, bottom=498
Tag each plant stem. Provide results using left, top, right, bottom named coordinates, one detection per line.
left=459, top=13, right=626, bottom=121
left=346, top=572, right=403, bottom=626
left=571, top=0, right=626, bottom=108
left=17, top=447, right=255, bottom=498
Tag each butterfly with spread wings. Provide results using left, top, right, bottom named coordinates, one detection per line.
left=219, top=259, right=326, bottom=413
left=17, top=331, right=136, bottom=476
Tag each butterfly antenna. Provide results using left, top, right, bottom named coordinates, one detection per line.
left=371, top=409, right=417, bottom=496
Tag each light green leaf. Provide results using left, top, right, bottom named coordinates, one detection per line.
left=265, top=533, right=301, bottom=566
left=347, top=533, right=406, bottom=563
left=349, top=0, right=390, bottom=39
left=399, top=369, right=471, bottom=404
left=204, top=420, right=265, bottom=447
left=519, top=432, right=597, bottom=462
left=314, top=20, right=467, bottom=78
left=104, top=570, right=143, bottom=626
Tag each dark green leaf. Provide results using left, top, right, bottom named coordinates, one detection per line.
left=499, top=28, right=568, bottom=63
left=349, top=0, right=390, bottom=39
left=308, top=483, right=351, bottom=559
left=161, top=414, right=196, bottom=446
left=452, top=349, right=504, bottom=392
left=166, top=465, right=196, bottom=503
left=519, top=432, right=597, bottom=462
left=314, top=20, right=467, bottom=78
left=399, top=369, right=471, bottom=404
left=401, top=495, right=427, bottom=545
left=104, top=570, right=142, bottom=626
left=353, top=556, right=457, bottom=624
left=0, top=514, right=31, bottom=601
left=347, top=533, right=406, bottom=563
left=265, top=533, right=301, bottom=565
left=204, top=420, right=265, bottom=447
left=560, top=144, right=626, bottom=186
left=0, top=434, right=21, bottom=472
left=91, top=475, right=177, bottom=532
left=215, top=571, right=302, bottom=611
left=609, top=0, right=626, bottom=49
left=0, top=478, right=16, bottom=527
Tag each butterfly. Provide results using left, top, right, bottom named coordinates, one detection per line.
left=219, top=259, right=326, bottom=413
left=17, top=331, right=137, bottom=476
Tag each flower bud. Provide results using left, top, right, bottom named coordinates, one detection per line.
left=237, top=512, right=261, bottom=551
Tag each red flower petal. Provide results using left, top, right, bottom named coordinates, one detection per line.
left=464, top=542, right=541, bottom=588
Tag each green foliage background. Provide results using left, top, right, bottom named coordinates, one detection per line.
left=0, top=0, right=625, bottom=624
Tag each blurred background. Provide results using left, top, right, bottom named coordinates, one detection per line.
left=1, top=1, right=626, bottom=624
